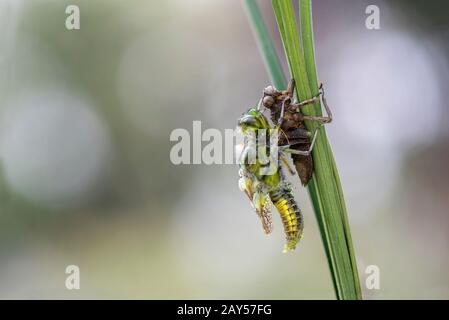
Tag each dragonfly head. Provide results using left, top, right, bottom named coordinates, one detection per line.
left=238, top=108, right=269, bottom=133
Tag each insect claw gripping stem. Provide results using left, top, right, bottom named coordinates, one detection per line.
left=299, top=83, right=332, bottom=124
left=319, top=83, right=333, bottom=124
left=288, top=83, right=332, bottom=124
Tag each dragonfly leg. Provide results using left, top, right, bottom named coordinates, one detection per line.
left=286, top=78, right=295, bottom=98
left=280, top=154, right=296, bottom=175
left=292, top=83, right=333, bottom=124
left=276, top=98, right=287, bottom=128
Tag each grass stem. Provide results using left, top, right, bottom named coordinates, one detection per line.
left=245, top=0, right=362, bottom=299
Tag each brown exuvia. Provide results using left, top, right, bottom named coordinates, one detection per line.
left=258, top=79, right=332, bottom=185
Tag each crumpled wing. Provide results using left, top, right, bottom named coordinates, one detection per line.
left=252, top=190, right=273, bottom=235
left=238, top=175, right=273, bottom=234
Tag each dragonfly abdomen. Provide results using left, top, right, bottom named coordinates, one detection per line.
left=270, top=185, right=304, bottom=253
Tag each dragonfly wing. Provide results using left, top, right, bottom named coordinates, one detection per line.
left=253, top=191, right=273, bottom=235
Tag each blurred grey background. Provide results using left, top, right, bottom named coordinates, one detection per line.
left=0, top=0, right=448, bottom=299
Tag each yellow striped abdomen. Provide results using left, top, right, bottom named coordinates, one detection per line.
left=270, top=185, right=304, bottom=253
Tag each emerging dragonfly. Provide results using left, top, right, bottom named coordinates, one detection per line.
left=237, top=79, right=332, bottom=252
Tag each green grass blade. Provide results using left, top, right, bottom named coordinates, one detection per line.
left=244, top=0, right=362, bottom=299
left=243, top=0, right=286, bottom=89
left=275, top=0, right=361, bottom=299
left=299, top=0, right=361, bottom=299
left=244, top=0, right=338, bottom=296
left=272, top=0, right=351, bottom=299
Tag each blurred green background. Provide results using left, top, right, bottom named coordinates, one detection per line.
left=0, top=0, right=448, bottom=299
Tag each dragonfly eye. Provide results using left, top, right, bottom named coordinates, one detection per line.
left=263, top=85, right=276, bottom=96
left=239, top=115, right=258, bottom=127
left=263, top=96, right=275, bottom=108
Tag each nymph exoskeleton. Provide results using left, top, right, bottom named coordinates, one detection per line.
left=260, top=79, right=332, bottom=185
left=237, top=79, right=332, bottom=252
